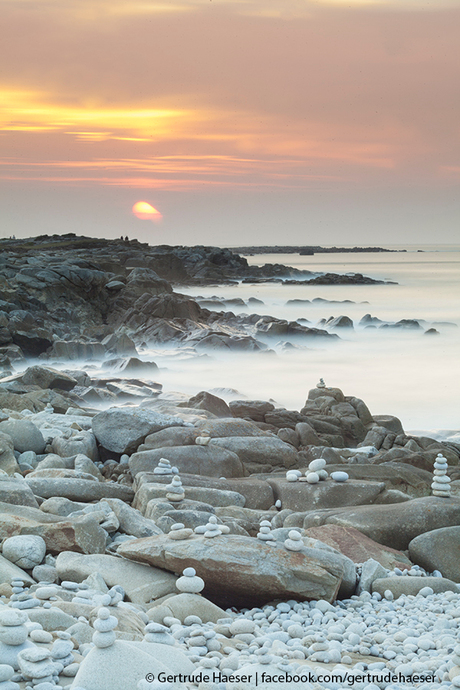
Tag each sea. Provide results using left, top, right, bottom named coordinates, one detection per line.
left=143, top=245, right=460, bottom=440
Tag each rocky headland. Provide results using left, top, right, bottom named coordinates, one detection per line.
left=0, top=235, right=459, bottom=689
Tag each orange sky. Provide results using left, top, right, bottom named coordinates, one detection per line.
left=1, top=0, right=459, bottom=243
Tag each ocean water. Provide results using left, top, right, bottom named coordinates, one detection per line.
left=151, top=246, right=460, bottom=436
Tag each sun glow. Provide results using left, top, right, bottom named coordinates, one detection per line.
left=132, top=201, right=162, bottom=221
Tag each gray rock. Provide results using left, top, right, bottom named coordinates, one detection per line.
left=102, top=498, right=163, bottom=538
left=301, top=496, right=460, bottom=550
left=118, top=533, right=346, bottom=607
left=138, top=427, right=198, bottom=451
left=92, top=408, right=185, bottom=454
left=25, top=477, right=134, bottom=503
left=0, top=419, right=45, bottom=454
left=371, top=576, right=458, bottom=598
left=228, top=400, right=275, bottom=422
left=265, top=478, right=385, bottom=512
left=0, top=554, right=35, bottom=586
left=55, top=551, right=177, bottom=605
left=356, top=558, right=388, bottom=594
left=408, top=526, right=460, bottom=581
left=51, top=431, right=98, bottom=463
left=0, top=431, right=19, bottom=475
left=134, top=483, right=245, bottom=513
left=129, top=445, right=244, bottom=478
left=2, top=534, right=46, bottom=569
left=209, top=436, right=298, bottom=471
left=21, top=366, right=78, bottom=391
left=194, top=418, right=271, bottom=437
left=0, top=476, right=39, bottom=507
left=185, top=391, right=231, bottom=417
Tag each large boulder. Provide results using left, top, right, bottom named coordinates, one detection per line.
left=118, top=533, right=346, bottom=607
left=185, top=391, right=232, bottom=417
left=301, top=496, right=460, bottom=550
left=24, top=477, right=134, bottom=503
left=129, top=445, right=244, bottom=479
left=194, top=418, right=272, bottom=437
left=304, top=524, right=412, bottom=570
left=55, top=551, right=177, bottom=605
left=21, top=366, right=77, bottom=391
left=0, top=419, right=45, bottom=454
left=266, top=478, right=385, bottom=512
left=209, top=437, right=298, bottom=471
left=408, top=526, right=460, bottom=581
left=0, top=431, right=19, bottom=474
left=229, top=400, right=275, bottom=422
left=0, top=502, right=106, bottom=554
left=92, top=408, right=185, bottom=454
left=0, top=476, right=39, bottom=507
left=51, top=430, right=98, bottom=462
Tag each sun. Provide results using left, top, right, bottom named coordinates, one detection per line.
left=132, top=201, right=162, bottom=221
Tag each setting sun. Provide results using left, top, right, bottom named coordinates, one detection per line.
left=132, top=201, right=162, bottom=221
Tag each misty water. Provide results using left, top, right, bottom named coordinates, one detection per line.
left=145, top=246, right=460, bottom=438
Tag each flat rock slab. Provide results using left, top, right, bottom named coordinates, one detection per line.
left=371, top=576, right=459, bottom=598
left=0, top=478, right=39, bottom=508
left=133, top=482, right=246, bottom=513
left=301, top=496, right=460, bottom=550
left=55, top=551, right=178, bottom=605
left=304, top=524, right=412, bottom=569
left=408, top=526, right=460, bottom=582
left=321, top=462, right=432, bottom=497
left=209, top=437, right=298, bottom=470
left=0, top=553, right=35, bottom=586
left=129, top=445, right=244, bottom=478
left=134, top=473, right=275, bottom=510
left=92, top=407, right=185, bottom=454
left=118, top=533, right=345, bottom=608
left=25, top=477, right=134, bottom=502
left=0, top=501, right=106, bottom=554
left=266, top=478, right=385, bottom=512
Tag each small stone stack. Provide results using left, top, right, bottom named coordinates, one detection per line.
left=0, top=609, right=33, bottom=669
left=284, top=530, right=303, bottom=552
left=175, top=567, right=205, bottom=594
left=257, top=520, right=276, bottom=544
left=165, top=475, right=185, bottom=502
left=431, top=453, right=451, bottom=497
left=153, top=458, right=173, bottom=475
left=92, top=608, right=118, bottom=649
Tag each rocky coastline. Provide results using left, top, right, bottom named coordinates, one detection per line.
left=0, top=235, right=459, bottom=689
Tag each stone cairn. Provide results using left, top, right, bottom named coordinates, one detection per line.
left=257, top=520, right=276, bottom=545
left=168, top=522, right=193, bottom=540
left=0, top=608, right=33, bottom=670
left=143, top=623, right=175, bottom=645
left=284, top=530, right=303, bottom=552
left=195, top=430, right=211, bottom=446
left=431, top=453, right=451, bottom=497
left=153, top=458, right=173, bottom=475
left=92, top=607, right=118, bottom=649
left=17, top=646, right=60, bottom=687
left=175, top=567, right=205, bottom=594
left=165, top=475, right=185, bottom=502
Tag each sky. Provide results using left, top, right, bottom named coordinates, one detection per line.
left=0, top=0, right=459, bottom=246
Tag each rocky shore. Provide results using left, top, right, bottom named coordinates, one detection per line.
left=0, top=366, right=460, bottom=689
left=0, top=235, right=459, bottom=689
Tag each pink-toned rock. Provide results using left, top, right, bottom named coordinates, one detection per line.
left=304, top=524, right=411, bottom=570
left=118, top=533, right=345, bottom=608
